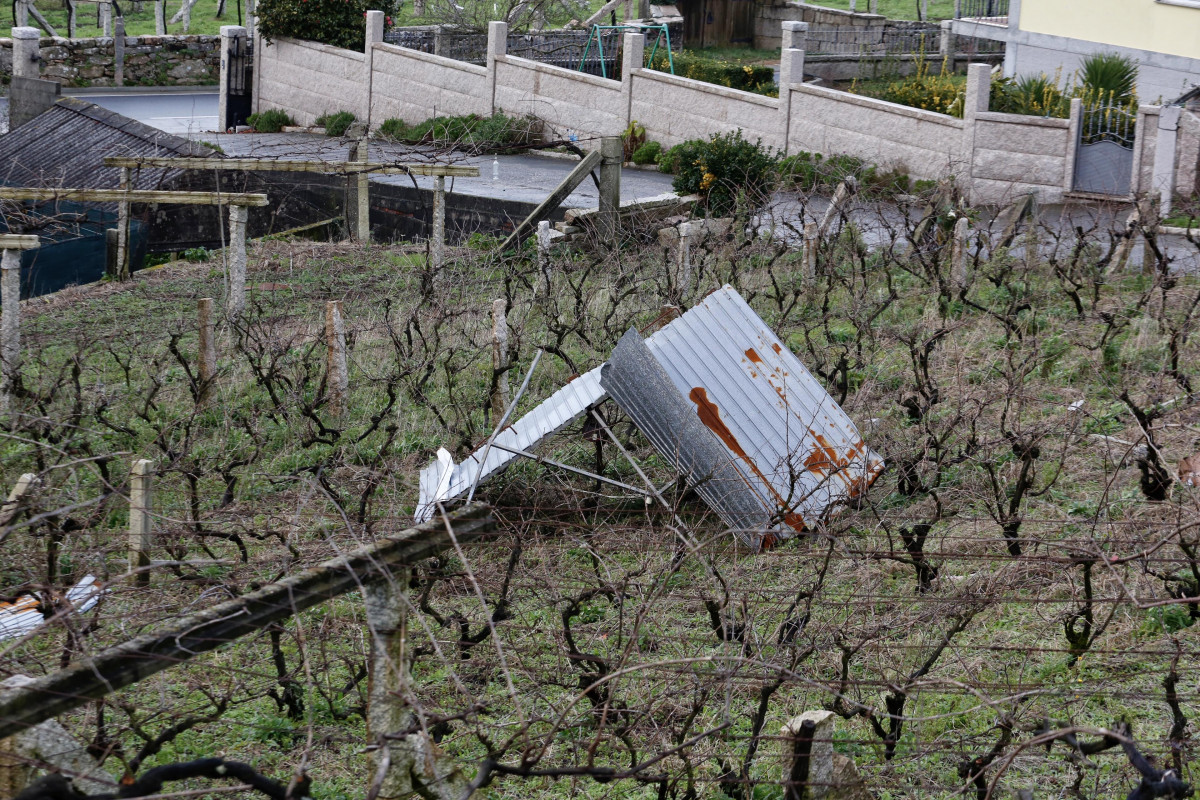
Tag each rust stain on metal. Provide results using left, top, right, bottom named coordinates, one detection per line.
left=689, top=386, right=805, bottom=532
left=745, top=348, right=763, bottom=363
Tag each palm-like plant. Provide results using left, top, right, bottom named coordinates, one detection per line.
left=1078, top=52, right=1138, bottom=105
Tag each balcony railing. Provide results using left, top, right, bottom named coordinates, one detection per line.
left=955, top=0, right=1009, bottom=25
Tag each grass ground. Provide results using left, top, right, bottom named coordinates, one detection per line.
left=3, top=191, right=1199, bottom=800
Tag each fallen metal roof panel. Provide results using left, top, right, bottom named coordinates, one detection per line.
left=415, top=365, right=607, bottom=521
left=605, top=285, right=884, bottom=547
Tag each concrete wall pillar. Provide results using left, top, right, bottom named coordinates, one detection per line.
left=778, top=22, right=807, bottom=155
left=1152, top=105, right=1182, bottom=215
left=620, top=31, right=644, bottom=128
left=960, top=63, right=991, bottom=202
left=218, top=25, right=247, bottom=131
left=364, top=10, right=384, bottom=128
left=1062, top=97, right=1082, bottom=194
left=487, top=20, right=507, bottom=114
left=11, top=27, right=40, bottom=80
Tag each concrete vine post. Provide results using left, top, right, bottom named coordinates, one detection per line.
left=803, top=222, right=819, bottom=285
left=197, top=298, right=218, bottom=407
left=431, top=175, right=446, bottom=270
left=951, top=215, right=970, bottom=290
left=491, top=298, right=510, bottom=421
left=325, top=300, right=349, bottom=416
left=227, top=205, right=248, bottom=320
left=598, top=136, right=623, bottom=243
left=677, top=221, right=694, bottom=290
left=155, top=0, right=166, bottom=34
left=0, top=236, right=37, bottom=417
left=99, top=1, right=112, bottom=35
left=128, top=459, right=154, bottom=585
left=114, top=16, right=125, bottom=86
left=365, top=576, right=467, bottom=800
left=536, top=219, right=552, bottom=296
left=117, top=166, right=131, bottom=280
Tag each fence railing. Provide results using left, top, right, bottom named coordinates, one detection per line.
left=381, top=26, right=679, bottom=77
left=955, top=0, right=1008, bottom=23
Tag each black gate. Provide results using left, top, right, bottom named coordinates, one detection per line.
left=1073, top=100, right=1136, bottom=196
left=224, top=36, right=253, bottom=129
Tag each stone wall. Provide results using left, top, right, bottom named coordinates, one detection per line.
left=0, top=34, right=218, bottom=88
left=370, top=42, right=490, bottom=128
left=969, top=111, right=1071, bottom=205
left=755, top=1, right=884, bottom=49
left=254, top=36, right=366, bottom=126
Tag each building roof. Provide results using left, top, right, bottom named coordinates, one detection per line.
left=0, top=97, right=214, bottom=198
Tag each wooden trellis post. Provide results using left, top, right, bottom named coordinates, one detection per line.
left=0, top=235, right=38, bottom=416
left=128, top=459, right=154, bottom=585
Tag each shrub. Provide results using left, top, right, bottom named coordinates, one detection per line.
left=648, top=51, right=777, bottom=97
left=869, top=58, right=966, bottom=118
left=246, top=109, right=295, bottom=133
left=657, top=144, right=682, bottom=174
left=1078, top=51, right=1138, bottom=105
left=623, top=120, right=647, bottom=160
left=631, top=141, right=661, bottom=166
left=315, top=111, right=356, bottom=137
left=668, top=130, right=778, bottom=217
left=257, top=0, right=396, bottom=50
left=991, top=73, right=1069, bottom=117
left=778, top=151, right=911, bottom=198
left=377, top=113, right=534, bottom=153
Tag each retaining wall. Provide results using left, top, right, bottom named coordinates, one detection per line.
left=370, top=42, right=489, bottom=124
left=631, top=69, right=781, bottom=149
left=494, top=56, right=626, bottom=137
left=0, top=34, right=218, bottom=87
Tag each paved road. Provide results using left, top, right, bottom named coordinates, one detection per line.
left=66, top=88, right=220, bottom=136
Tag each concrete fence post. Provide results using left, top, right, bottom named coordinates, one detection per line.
left=218, top=25, right=247, bottom=131
left=11, top=27, right=40, bottom=81
left=197, top=298, right=217, bottom=406
left=490, top=298, right=510, bottom=421
left=620, top=32, right=644, bottom=127
left=227, top=205, right=248, bottom=320
left=347, top=137, right=371, bottom=242
left=1153, top=105, right=1182, bottom=215
left=939, top=20, right=954, bottom=66
left=325, top=300, right=349, bottom=416
left=245, top=0, right=255, bottom=39
left=364, top=10, right=384, bottom=129
left=677, top=221, right=694, bottom=289
left=598, top=136, right=622, bottom=242
left=116, top=166, right=131, bottom=280
left=487, top=21, right=507, bottom=114
left=536, top=219, right=552, bottom=295
left=1, top=249, right=21, bottom=416
left=960, top=63, right=992, bottom=204
left=155, top=0, right=166, bottom=34
left=431, top=175, right=446, bottom=269
left=99, top=1, right=112, bottom=36
left=181, top=0, right=190, bottom=33
left=779, top=22, right=807, bottom=155
left=950, top=215, right=969, bottom=289
left=13, top=0, right=28, bottom=26
left=128, top=459, right=154, bottom=584
left=113, top=16, right=125, bottom=85
left=1062, top=97, right=1083, bottom=194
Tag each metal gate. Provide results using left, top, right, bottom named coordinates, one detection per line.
left=1073, top=100, right=1136, bottom=196
left=224, top=36, right=253, bottom=129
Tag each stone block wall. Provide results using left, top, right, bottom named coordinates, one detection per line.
left=0, top=34, right=219, bottom=88
left=755, top=1, right=884, bottom=49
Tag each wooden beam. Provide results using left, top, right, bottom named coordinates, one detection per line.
left=0, top=189, right=270, bottom=207
left=103, top=157, right=480, bottom=178
left=498, top=150, right=602, bottom=252
left=0, top=504, right=494, bottom=740
left=0, top=235, right=40, bottom=250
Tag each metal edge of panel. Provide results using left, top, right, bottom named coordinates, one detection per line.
left=600, top=327, right=776, bottom=548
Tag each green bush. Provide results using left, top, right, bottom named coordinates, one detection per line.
left=778, top=151, right=911, bottom=198
left=648, top=50, right=778, bottom=97
left=631, top=141, right=662, bottom=166
left=657, top=144, right=682, bottom=174
left=315, top=111, right=356, bottom=137
left=991, top=73, right=1069, bottom=117
left=668, top=130, right=778, bottom=217
left=1078, top=51, right=1138, bottom=105
left=256, top=0, right=396, bottom=50
left=376, top=113, right=535, bottom=154
left=246, top=109, right=295, bottom=133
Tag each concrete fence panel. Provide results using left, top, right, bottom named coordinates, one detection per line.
left=256, top=36, right=366, bottom=125
left=494, top=56, right=626, bottom=137
left=786, top=83, right=964, bottom=180
left=370, top=42, right=489, bottom=125
left=631, top=69, right=783, bottom=150
left=971, top=111, right=1071, bottom=204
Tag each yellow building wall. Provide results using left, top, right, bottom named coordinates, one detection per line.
left=1020, top=0, right=1200, bottom=61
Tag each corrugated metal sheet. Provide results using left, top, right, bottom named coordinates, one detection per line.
left=0, top=97, right=213, bottom=211
left=415, top=285, right=883, bottom=547
left=415, top=366, right=608, bottom=522
left=606, top=285, right=884, bottom=547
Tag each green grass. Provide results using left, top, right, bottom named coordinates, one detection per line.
left=805, top=0, right=957, bottom=19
